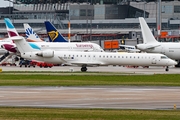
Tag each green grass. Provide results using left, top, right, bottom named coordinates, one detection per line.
left=0, top=73, right=180, bottom=119
left=0, top=107, right=179, bottom=120
left=0, top=73, right=180, bottom=86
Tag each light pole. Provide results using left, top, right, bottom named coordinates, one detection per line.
left=157, top=0, right=162, bottom=41
left=143, top=1, right=147, bottom=18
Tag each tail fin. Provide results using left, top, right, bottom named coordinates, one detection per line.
left=4, top=18, right=39, bottom=53
left=4, top=18, right=19, bottom=37
left=23, top=23, right=43, bottom=42
left=139, top=17, right=158, bottom=44
left=44, top=21, right=68, bottom=42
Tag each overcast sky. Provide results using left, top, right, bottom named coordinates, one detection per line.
left=0, top=0, right=13, bottom=7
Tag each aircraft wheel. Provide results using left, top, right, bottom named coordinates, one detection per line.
left=165, top=66, right=169, bottom=72
left=81, top=67, right=87, bottom=72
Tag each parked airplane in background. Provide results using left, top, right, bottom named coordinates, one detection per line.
left=44, top=21, right=68, bottom=42
left=119, top=45, right=140, bottom=52
left=136, top=17, right=180, bottom=67
left=2, top=18, right=104, bottom=54
left=24, top=23, right=43, bottom=42
left=10, top=35, right=177, bottom=72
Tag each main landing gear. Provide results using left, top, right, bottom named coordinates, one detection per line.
left=81, top=65, right=87, bottom=72
left=165, top=66, right=169, bottom=72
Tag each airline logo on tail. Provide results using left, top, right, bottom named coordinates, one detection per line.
left=48, top=31, right=58, bottom=41
left=44, top=21, right=67, bottom=42
left=4, top=18, right=18, bottom=37
left=25, top=28, right=39, bottom=39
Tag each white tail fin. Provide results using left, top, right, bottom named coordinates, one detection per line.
left=139, top=17, right=158, bottom=44
left=24, top=23, right=43, bottom=42
left=10, top=36, right=37, bottom=53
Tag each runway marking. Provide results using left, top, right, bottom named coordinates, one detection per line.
left=11, top=92, right=40, bottom=93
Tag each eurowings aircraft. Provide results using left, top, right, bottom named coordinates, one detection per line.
left=10, top=36, right=177, bottom=72
left=2, top=18, right=104, bottom=53
left=44, top=21, right=68, bottom=42
left=136, top=17, right=180, bottom=67
left=0, top=38, right=13, bottom=55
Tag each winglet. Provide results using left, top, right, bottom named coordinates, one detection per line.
left=44, top=21, right=68, bottom=42
left=139, top=17, right=158, bottom=44
left=24, top=23, right=43, bottom=42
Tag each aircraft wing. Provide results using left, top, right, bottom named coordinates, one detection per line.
left=70, top=62, right=102, bottom=67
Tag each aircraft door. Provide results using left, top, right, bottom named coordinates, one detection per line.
left=151, top=57, right=156, bottom=64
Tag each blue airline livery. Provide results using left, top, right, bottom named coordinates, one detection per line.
left=44, top=21, right=68, bottom=42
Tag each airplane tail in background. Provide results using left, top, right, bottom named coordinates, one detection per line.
left=139, top=17, right=158, bottom=44
left=23, top=23, right=43, bottom=42
left=4, top=18, right=40, bottom=52
left=44, top=21, right=68, bottom=42
left=4, top=18, right=19, bottom=37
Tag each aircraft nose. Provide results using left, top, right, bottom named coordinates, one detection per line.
left=169, top=60, right=177, bottom=66
left=173, top=60, right=178, bottom=65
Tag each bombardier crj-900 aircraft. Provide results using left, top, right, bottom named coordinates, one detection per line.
left=10, top=35, right=176, bottom=72
left=2, top=18, right=104, bottom=54
left=136, top=17, right=180, bottom=67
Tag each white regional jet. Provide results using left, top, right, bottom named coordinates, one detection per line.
left=10, top=36, right=176, bottom=72
left=136, top=17, right=180, bottom=67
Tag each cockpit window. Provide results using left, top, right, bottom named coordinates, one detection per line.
left=161, top=56, right=167, bottom=59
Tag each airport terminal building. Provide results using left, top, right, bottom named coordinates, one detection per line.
left=0, top=0, right=180, bottom=49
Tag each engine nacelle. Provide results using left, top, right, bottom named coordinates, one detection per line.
left=36, top=50, right=54, bottom=58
